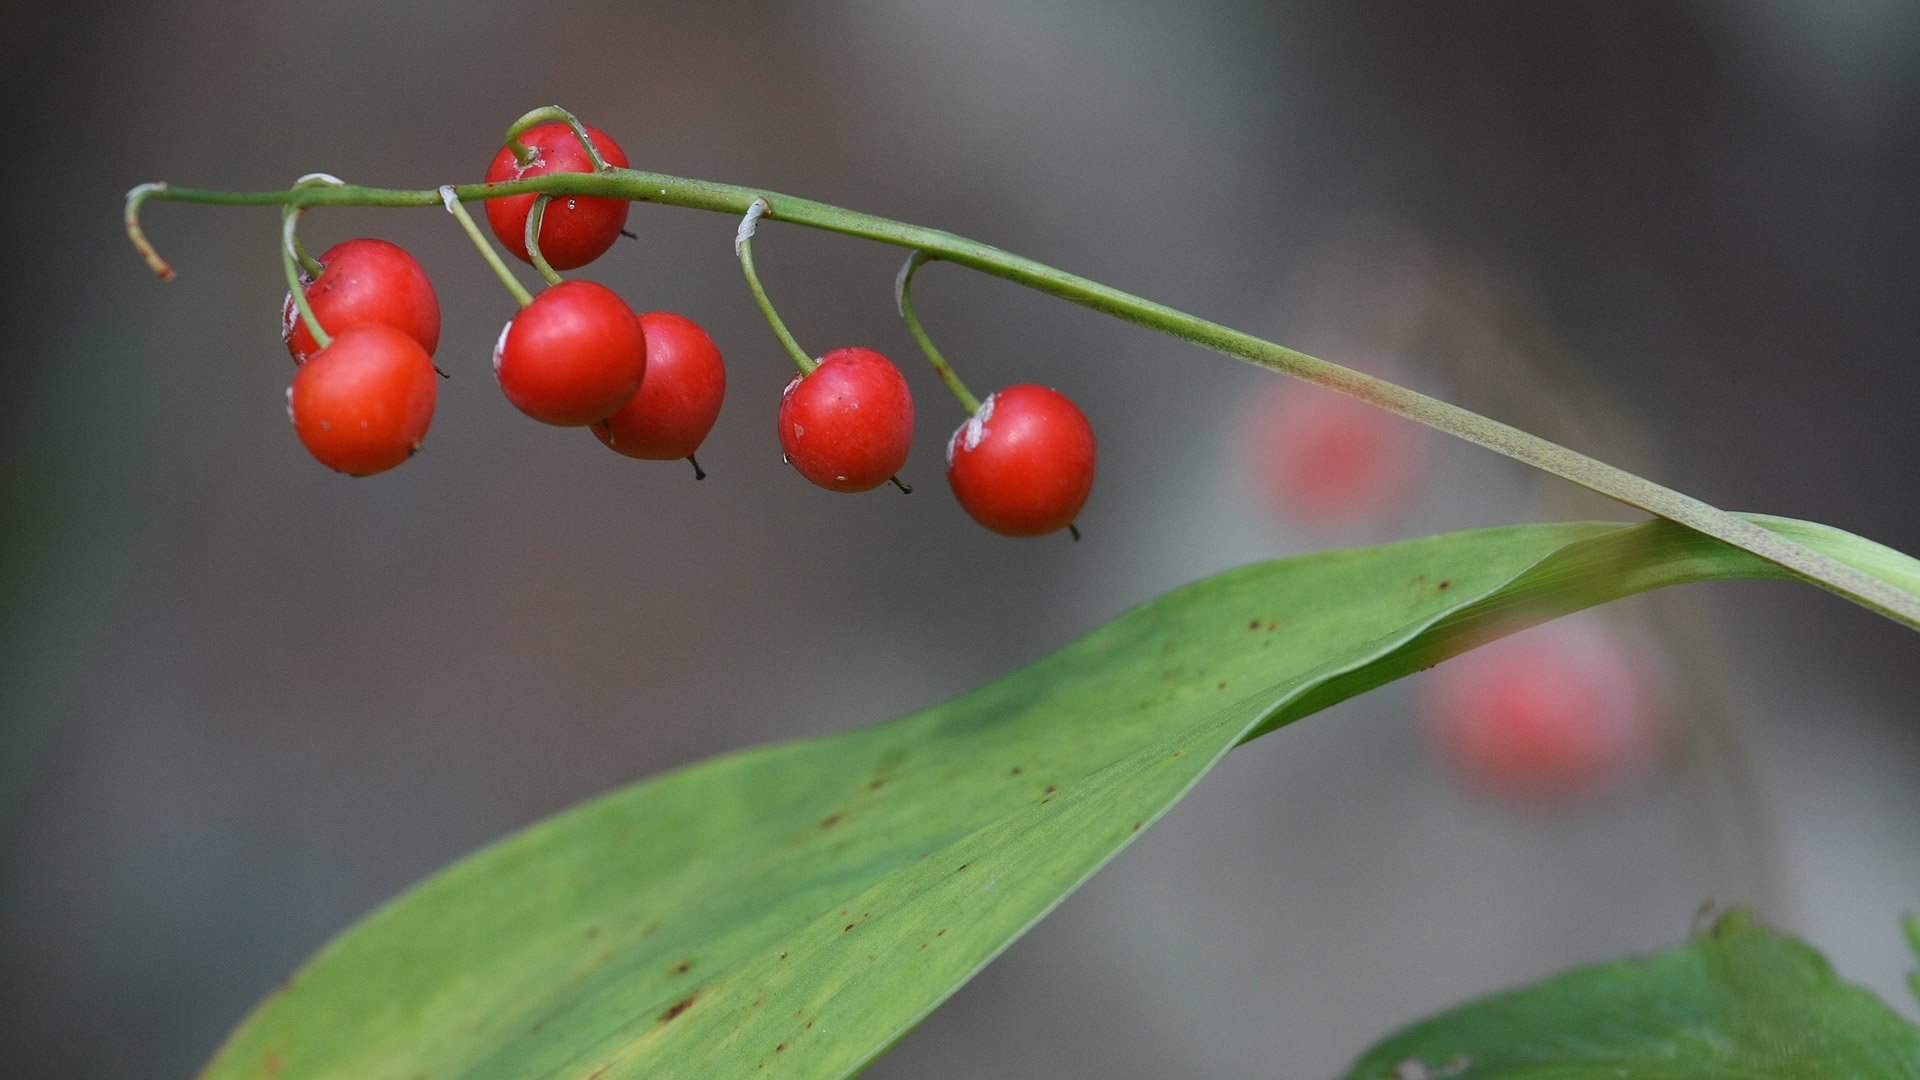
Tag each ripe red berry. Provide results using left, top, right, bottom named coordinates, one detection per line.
left=282, top=238, right=440, bottom=365
left=592, top=311, right=726, bottom=461
left=1419, top=619, right=1662, bottom=805
left=494, top=280, right=648, bottom=426
left=287, top=323, right=438, bottom=476
left=946, top=385, right=1095, bottom=537
left=776, top=347, right=914, bottom=493
left=483, top=122, right=631, bottom=271
left=1241, top=378, right=1428, bottom=530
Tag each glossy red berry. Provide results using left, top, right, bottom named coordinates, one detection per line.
left=1420, top=619, right=1661, bottom=805
left=494, top=280, right=647, bottom=426
left=946, top=385, right=1095, bottom=537
left=483, top=122, right=631, bottom=271
left=288, top=323, right=438, bottom=476
left=1241, top=378, right=1428, bottom=530
left=776, top=347, right=914, bottom=493
left=592, top=311, right=726, bottom=461
left=282, top=239, right=440, bottom=365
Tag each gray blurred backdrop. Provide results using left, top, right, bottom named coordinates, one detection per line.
left=3, top=2, right=1918, bottom=1077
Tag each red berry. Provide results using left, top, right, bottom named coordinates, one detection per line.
left=1420, top=619, right=1662, bottom=805
left=288, top=323, right=438, bottom=476
left=776, top=347, right=914, bottom=493
left=1241, top=378, right=1428, bottom=530
left=483, top=122, right=631, bottom=271
left=592, top=311, right=726, bottom=460
left=494, top=280, right=648, bottom=427
left=282, top=239, right=440, bottom=365
left=946, top=385, right=1095, bottom=537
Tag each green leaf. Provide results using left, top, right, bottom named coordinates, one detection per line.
left=1907, top=914, right=1920, bottom=1010
left=199, top=516, right=1920, bottom=1080
left=1344, top=910, right=1920, bottom=1079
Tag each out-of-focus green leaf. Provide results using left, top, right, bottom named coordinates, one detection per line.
left=198, top=515, right=1920, bottom=1080
left=1344, top=910, right=1920, bottom=1079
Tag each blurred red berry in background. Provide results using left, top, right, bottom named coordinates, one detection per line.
left=1239, top=375, right=1430, bottom=531
left=1419, top=617, right=1664, bottom=806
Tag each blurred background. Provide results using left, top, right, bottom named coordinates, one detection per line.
left=3, top=1, right=1918, bottom=1076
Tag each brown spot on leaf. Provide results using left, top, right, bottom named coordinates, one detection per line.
left=844, top=924, right=856, bottom=932
left=1438, top=580, right=1451, bottom=590
left=819, top=813, right=844, bottom=830
left=776, top=1044, right=787, bottom=1053
left=659, top=997, right=696, bottom=1023
left=1133, top=821, right=1143, bottom=832
left=936, top=928, right=947, bottom=936
left=867, top=777, right=887, bottom=791
left=1009, top=766, right=1023, bottom=776
left=1249, top=619, right=1261, bottom=630
left=1217, top=681, right=1227, bottom=690
left=1043, top=785, right=1057, bottom=795
left=671, top=959, right=693, bottom=976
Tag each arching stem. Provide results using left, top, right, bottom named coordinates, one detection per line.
left=503, top=106, right=607, bottom=171
left=896, top=252, right=982, bottom=414
left=440, top=186, right=533, bottom=308
left=123, top=170, right=1920, bottom=632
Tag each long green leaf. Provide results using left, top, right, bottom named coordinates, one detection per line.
left=1343, top=910, right=1920, bottom=1079
left=198, top=516, right=1920, bottom=1080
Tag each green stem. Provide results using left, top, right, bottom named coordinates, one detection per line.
left=503, top=106, right=608, bottom=171
left=525, top=196, right=564, bottom=286
left=439, top=186, right=533, bottom=308
left=291, top=234, right=325, bottom=279
left=281, top=207, right=329, bottom=350
left=126, top=170, right=1920, bottom=632
left=896, top=253, right=982, bottom=414
left=735, top=198, right=815, bottom=375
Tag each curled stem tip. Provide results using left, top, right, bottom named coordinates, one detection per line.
left=125, top=182, right=176, bottom=280
left=441, top=185, right=534, bottom=308
left=525, top=196, right=564, bottom=286
left=503, top=106, right=607, bottom=171
left=889, top=475, right=913, bottom=494
left=282, top=177, right=339, bottom=277
left=735, top=197, right=770, bottom=255
left=896, top=251, right=982, bottom=414
left=734, top=199, right=815, bottom=375
left=281, top=207, right=329, bottom=350
left=687, top=455, right=707, bottom=481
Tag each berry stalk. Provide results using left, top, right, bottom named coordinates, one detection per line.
left=896, top=252, right=982, bottom=415
left=280, top=208, right=330, bottom=351
left=734, top=198, right=816, bottom=376
left=524, top=196, right=565, bottom=286
left=438, top=185, right=533, bottom=307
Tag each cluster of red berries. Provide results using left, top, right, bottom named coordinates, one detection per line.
left=282, top=122, right=723, bottom=480
left=280, top=119, right=1094, bottom=538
